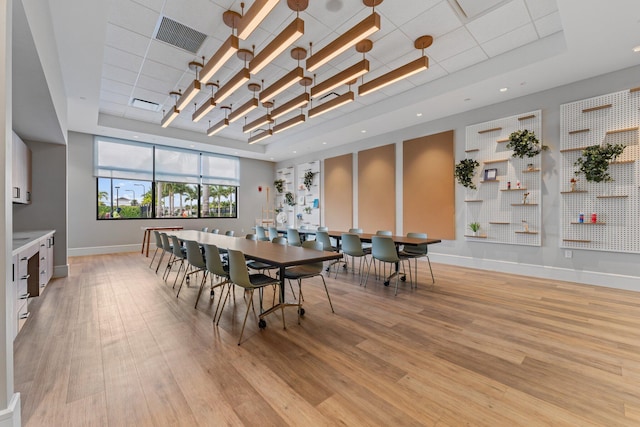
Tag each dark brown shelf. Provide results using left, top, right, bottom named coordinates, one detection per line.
left=515, top=231, right=538, bottom=235
left=522, top=168, right=540, bottom=173
left=480, top=180, right=500, bottom=183
left=596, top=195, right=628, bottom=199
left=489, top=222, right=510, bottom=225
left=465, top=148, right=479, bottom=153
left=570, top=222, right=606, bottom=225
left=464, top=199, right=483, bottom=203
left=568, top=128, right=590, bottom=135
left=610, top=160, right=635, bottom=165
left=511, top=203, right=538, bottom=206
left=478, top=127, right=502, bottom=134
left=518, top=114, right=536, bottom=121
left=582, top=104, right=612, bottom=113
left=561, top=190, right=587, bottom=194
left=483, top=159, right=509, bottom=164
left=464, top=234, right=487, bottom=238
left=501, top=188, right=527, bottom=191
left=496, top=138, right=509, bottom=143
left=563, top=239, right=591, bottom=243
left=606, top=127, right=638, bottom=135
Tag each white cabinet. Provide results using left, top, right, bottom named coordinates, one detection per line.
left=38, top=235, right=54, bottom=293
left=12, top=131, right=32, bottom=204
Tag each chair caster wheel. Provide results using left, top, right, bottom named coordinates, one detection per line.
left=298, top=308, right=305, bottom=316
left=384, top=281, right=390, bottom=286
left=210, top=290, right=215, bottom=299
left=401, top=275, right=406, bottom=282
left=258, top=319, right=267, bottom=329
left=325, top=267, right=330, bottom=272
left=343, top=264, right=347, bottom=269
left=186, top=276, right=190, bottom=284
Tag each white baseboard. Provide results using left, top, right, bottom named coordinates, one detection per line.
left=53, top=264, right=69, bottom=278
left=68, top=244, right=140, bottom=257
left=427, top=253, right=640, bottom=292
left=0, top=393, right=21, bottom=427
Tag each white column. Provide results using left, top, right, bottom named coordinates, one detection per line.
left=395, top=141, right=403, bottom=235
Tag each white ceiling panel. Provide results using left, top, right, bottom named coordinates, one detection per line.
left=377, top=0, right=442, bottom=27
left=100, top=90, right=131, bottom=105
left=368, top=29, right=415, bottom=65
left=135, top=75, right=174, bottom=96
left=482, top=23, right=538, bottom=58
left=406, top=63, right=448, bottom=86
left=534, top=11, right=563, bottom=38
left=139, top=60, right=183, bottom=82
left=455, top=0, right=509, bottom=19
left=103, top=46, right=144, bottom=71
left=106, top=24, right=150, bottom=57
left=401, top=2, right=462, bottom=40
left=524, top=0, right=558, bottom=20
left=439, top=46, right=489, bottom=73
left=102, top=63, right=139, bottom=85
left=146, top=39, right=199, bottom=69
left=426, top=27, right=477, bottom=63
left=101, top=78, right=134, bottom=96
left=100, top=100, right=128, bottom=116
left=465, top=0, right=530, bottom=44
left=108, top=0, right=160, bottom=37
left=131, top=86, right=169, bottom=105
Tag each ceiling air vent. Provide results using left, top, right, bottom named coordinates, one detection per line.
left=130, top=98, right=161, bottom=112
left=154, top=16, right=207, bottom=54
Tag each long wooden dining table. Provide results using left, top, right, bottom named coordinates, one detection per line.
left=170, top=230, right=344, bottom=323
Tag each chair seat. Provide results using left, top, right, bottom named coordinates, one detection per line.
left=283, top=265, right=319, bottom=279
left=247, top=261, right=275, bottom=270
left=248, top=273, right=280, bottom=287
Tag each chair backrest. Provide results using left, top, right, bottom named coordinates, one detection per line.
left=287, top=228, right=302, bottom=246
left=204, top=244, right=227, bottom=277
left=227, top=249, right=253, bottom=289
left=225, top=230, right=235, bottom=236
left=170, top=235, right=185, bottom=258
left=201, top=227, right=208, bottom=232
left=153, top=230, right=163, bottom=249
left=349, top=228, right=363, bottom=234
left=210, top=228, right=220, bottom=234
left=272, top=236, right=287, bottom=245
left=184, top=240, right=205, bottom=269
left=160, top=233, right=172, bottom=253
left=317, top=226, right=328, bottom=232
left=301, top=240, right=323, bottom=272
left=405, top=232, right=428, bottom=255
left=245, top=233, right=257, bottom=241
left=315, top=231, right=333, bottom=251
left=268, top=226, right=279, bottom=240
left=341, top=233, right=365, bottom=256
left=376, top=230, right=393, bottom=236
left=371, top=236, right=399, bottom=263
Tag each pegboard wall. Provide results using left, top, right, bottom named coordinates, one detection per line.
left=295, top=161, right=321, bottom=228
left=464, top=110, right=542, bottom=246
left=560, top=88, right=640, bottom=253
left=275, top=166, right=296, bottom=227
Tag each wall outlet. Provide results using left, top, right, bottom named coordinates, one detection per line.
left=564, top=250, right=573, bottom=259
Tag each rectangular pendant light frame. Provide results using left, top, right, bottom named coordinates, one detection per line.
left=236, top=0, right=279, bottom=40
left=243, top=114, right=274, bottom=133
left=271, top=92, right=310, bottom=119
left=176, top=79, right=201, bottom=111
left=306, top=13, right=380, bottom=72
left=311, top=59, right=369, bottom=98
left=215, top=68, right=250, bottom=103
left=308, top=91, right=354, bottom=119
left=200, top=35, right=239, bottom=83
left=228, top=98, right=259, bottom=123
left=260, top=67, right=304, bottom=102
left=358, top=56, right=429, bottom=97
left=248, top=129, right=273, bottom=144
left=161, top=106, right=180, bottom=127
left=207, top=118, right=229, bottom=136
left=249, top=18, right=304, bottom=74
left=273, top=114, right=306, bottom=134
left=192, top=97, right=216, bottom=122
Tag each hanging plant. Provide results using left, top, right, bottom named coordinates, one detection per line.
left=574, top=143, right=626, bottom=182
left=284, top=191, right=296, bottom=206
left=506, top=129, right=548, bottom=158
left=454, top=159, right=480, bottom=190
left=303, top=171, right=315, bottom=191
left=274, top=179, right=285, bottom=193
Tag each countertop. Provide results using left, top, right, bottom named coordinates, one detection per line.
left=13, top=230, right=55, bottom=255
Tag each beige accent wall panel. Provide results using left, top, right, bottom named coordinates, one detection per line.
left=324, top=154, right=353, bottom=230
left=403, top=130, right=455, bottom=239
left=358, top=144, right=395, bottom=233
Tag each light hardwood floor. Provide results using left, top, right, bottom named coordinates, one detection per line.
left=14, top=252, right=640, bottom=426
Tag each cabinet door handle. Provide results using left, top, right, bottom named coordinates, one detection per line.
left=13, top=187, right=20, bottom=199
left=21, top=274, right=30, bottom=280
left=20, top=293, right=30, bottom=300
left=20, top=256, right=27, bottom=261
left=19, top=312, right=30, bottom=320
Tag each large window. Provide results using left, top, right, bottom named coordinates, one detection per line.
left=94, top=137, right=240, bottom=220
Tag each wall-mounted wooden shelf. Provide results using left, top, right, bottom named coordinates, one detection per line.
left=465, top=234, right=487, bottom=238
left=561, top=190, right=587, bottom=194
left=465, top=148, right=479, bottom=153
left=571, top=222, right=606, bottom=225
left=496, top=138, right=509, bottom=143
left=518, top=114, right=536, bottom=121
left=489, top=221, right=510, bottom=224
left=501, top=188, right=527, bottom=191
left=563, top=239, right=591, bottom=243
left=568, top=128, right=590, bottom=135
left=606, top=127, right=638, bottom=135
left=630, top=86, right=640, bottom=93
left=515, top=231, right=538, bottom=235
left=480, top=180, right=500, bottom=183
left=596, top=195, right=628, bottom=199
left=610, top=160, right=635, bottom=165
left=483, top=159, right=509, bottom=164
left=478, top=127, right=502, bottom=134
left=464, top=199, right=483, bottom=203
left=511, top=203, right=538, bottom=206
left=582, top=104, right=612, bottom=113
left=522, top=168, right=540, bottom=173
left=560, top=146, right=590, bottom=153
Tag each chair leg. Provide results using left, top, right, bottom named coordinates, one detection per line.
left=215, top=284, right=233, bottom=325
left=319, top=274, right=334, bottom=313
left=238, top=289, right=254, bottom=345
left=194, top=271, right=208, bottom=308
left=149, top=248, right=159, bottom=268
left=297, top=279, right=303, bottom=325
left=172, top=259, right=185, bottom=289
left=363, top=258, right=373, bottom=287
left=154, top=250, right=165, bottom=273
left=426, top=255, right=435, bottom=284
left=394, top=263, right=400, bottom=296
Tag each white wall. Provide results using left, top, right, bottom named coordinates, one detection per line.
left=277, top=64, right=640, bottom=292
left=67, top=131, right=275, bottom=255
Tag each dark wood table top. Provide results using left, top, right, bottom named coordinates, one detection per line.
left=326, top=231, right=441, bottom=246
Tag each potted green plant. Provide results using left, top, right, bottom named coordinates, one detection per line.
left=574, top=143, right=626, bottom=182
left=274, top=179, right=285, bottom=193
left=506, top=129, right=548, bottom=158
left=284, top=191, right=296, bottom=206
left=454, top=159, right=480, bottom=189
left=303, top=171, right=315, bottom=191
left=469, top=222, right=481, bottom=236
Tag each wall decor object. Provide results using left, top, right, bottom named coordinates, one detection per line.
left=275, top=166, right=296, bottom=226
left=560, top=88, right=639, bottom=253
left=464, top=110, right=542, bottom=246
left=454, top=158, right=480, bottom=189
left=296, top=160, right=320, bottom=227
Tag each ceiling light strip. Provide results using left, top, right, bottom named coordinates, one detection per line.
left=176, top=79, right=201, bottom=111
left=271, top=92, right=310, bottom=119
left=192, top=97, right=216, bottom=122
left=358, top=56, right=429, bottom=96
left=207, top=117, right=229, bottom=136
left=243, top=114, right=274, bottom=133
left=200, top=35, right=239, bottom=83
left=248, top=129, right=273, bottom=144
left=236, top=0, right=279, bottom=40
left=249, top=18, right=304, bottom=74
left=215, top=68, right=251, bottom=103
left=308, top=91, right=355, bottom=119
left=311, top=59, right=369, bottom=98
left=161, top=106, right=180, bottom=127
left=228, top=98, right=259, bottom=123
left=273, top=114, right=305, bottom=134
left=306, top=13, right=380, bottom=72
left=260, top=67, right=304, bottom=102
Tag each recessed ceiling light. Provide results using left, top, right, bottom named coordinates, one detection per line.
left=416, top=113, right=422, bottom=117
left=234, top=152, right=238, bottom=155
left=361, top=130, right=366, bottom=133
left=133, top=135, right=139, bottom=138
left=322, top=141, right=327, bottom=145
left=633, top=45, right=640, bottom=53
left=189, top=144, right=195, bottom=148
left=293, top=150, right=297, bottom=153
left=270, top=157, right=274, bottom=160
left=499, top=87, right=508, bottom=92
